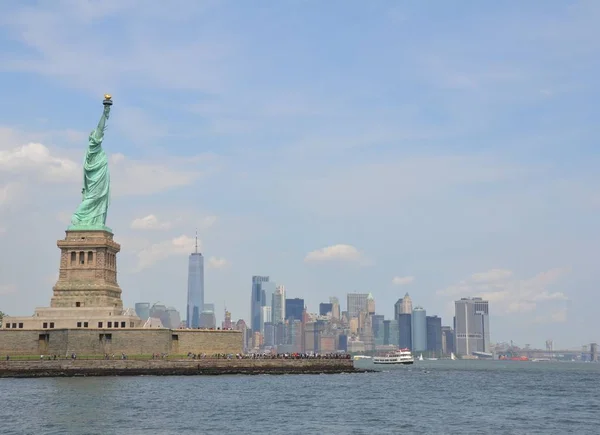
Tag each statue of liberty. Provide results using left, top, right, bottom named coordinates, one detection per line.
left=69, top=95, right=113, bottom=231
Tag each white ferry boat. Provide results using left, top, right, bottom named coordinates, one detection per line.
left=373, top=348, right=414, bottom=365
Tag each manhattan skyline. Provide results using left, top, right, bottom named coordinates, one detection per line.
left=0, top=1, right=596, bottom=348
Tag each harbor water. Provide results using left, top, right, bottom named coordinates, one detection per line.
left=1, top=360, right=598, bottom=434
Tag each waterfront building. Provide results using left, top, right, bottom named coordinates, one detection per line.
left=285, top=298, right=304, bottom=322
left=251, top=276, right=269, bottom=333
left=372, top=314, right=385, bottom=346
left=412, top=307, right=427, bottom=352
left=347, top=293, right=369, bottom=318
left=287, top=319, right=303, bottom=353
left=264, top=322, right=275, bottom=347
left=186, top=235, right=204, bottom=328
left=398, top=313, right=412, bottom=349
left=272, top=285, right=286, bottom=324
left=135, top=302, right=150, bottom=321
left=383, top=319, right=399, bottom=346
left=274, top=322, right=287, bottom=346
left=426, top=315, right=442, bottom=354
left=338, top=334, right=348, bottom=352
left=441, top=326, right=455, bottom=354
left=454, top=297, right=490, bottom=356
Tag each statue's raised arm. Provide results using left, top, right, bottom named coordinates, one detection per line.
left=69, top=95, right=114, bottom=232
left=90, top=94, right=112, bottom=147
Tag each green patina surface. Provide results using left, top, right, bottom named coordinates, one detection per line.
left=69, top=101, right=112, bottom=230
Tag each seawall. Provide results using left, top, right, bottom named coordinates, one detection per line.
left=0, top=358, right=368, bottom=378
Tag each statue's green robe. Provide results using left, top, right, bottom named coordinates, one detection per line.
left=70, top=108, right=111, bottom=228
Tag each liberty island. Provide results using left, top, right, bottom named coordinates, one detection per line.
left=0, top=96, right=360, bottom=376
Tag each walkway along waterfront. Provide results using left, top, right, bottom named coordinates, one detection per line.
left=0, top=358, right=368, bottom=378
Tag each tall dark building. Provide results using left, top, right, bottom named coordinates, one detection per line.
left=285, top=298, right=304, bottom=322
left=319, top=303, right=333, bottom=316
left=251, top=276, right=269, bottom=333
left=398, top=313, right=412, bottom=350
left=186, top=234, right=204, bottom=328
left=426, top=315, right=442, bottom=353
left=338, top=334, right=348, bottom=352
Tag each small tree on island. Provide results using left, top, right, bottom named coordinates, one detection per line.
left=0, top=311, right=5, bottom=327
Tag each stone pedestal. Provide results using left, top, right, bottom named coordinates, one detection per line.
left=51, top=230, right=123, bottom=309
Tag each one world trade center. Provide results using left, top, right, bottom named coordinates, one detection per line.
left=186, top=233, right=204, bottom=328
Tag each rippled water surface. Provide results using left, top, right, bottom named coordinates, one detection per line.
left=1, top=360, right=599, bottom=434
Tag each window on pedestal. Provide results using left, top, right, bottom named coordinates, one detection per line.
left=79, top=251, right=85, bottom=265
left=49, top=322, right=54, bottom=328
left=84, top=322, right=88, bottom=328
left=43, top=322, right=47, bottom=329
left=76, top=302, right=81, bottom=307
left=98, top=322, right=103, bottom=328
left=121, top=322, right=126, bottom=328
left=71, top=252, right=76, bottom=266
left=77, top=322, right=82, bottom=328
left=87, top=251, right=93, bottom=264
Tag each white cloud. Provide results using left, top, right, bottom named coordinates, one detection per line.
left=392, top=276, right=415, bottom=286
left=130, top=214, right=172, bottom=230
left=304, top=244, right=362, bottom=263
left=134, top=235, right=196, bottom=271
left=207, top=257, right=228, bottom=269
left=438, top=267, right=570, bottom=317
left=0, top=142, right=79, bottom=182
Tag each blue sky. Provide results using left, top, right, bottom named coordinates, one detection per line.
left=0, top=0, right=598, bottom=349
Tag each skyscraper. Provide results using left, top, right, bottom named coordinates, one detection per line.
left=426, top=315, right=442, bottom=354
left=398, top=313, right=412, bottom=349
left=412, top=306, right=427, bottom=352
left=186, top=234, right=204, bottom=328
left=285, top=298, right=304, bottom=322
left=319, top=303, right=333, bottom=316
left=454, top=297, right=490, bottom=356
left=400, top=293, right=413, bottom=314
left=347, top=293, right=369, bottom=318
left=272, top=285, right=286, bottom=324
left=329, top=297, right=341, bottom=319
left=251, top=276, right=269, bottom=333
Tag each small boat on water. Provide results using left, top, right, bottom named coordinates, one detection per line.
left=353, top=355, right=372, bottom=361
left=450, top=352, right=456, bottom=360
left=418, top=354, right=424, bottom=361
left=373, top=348, right=414, bottom=365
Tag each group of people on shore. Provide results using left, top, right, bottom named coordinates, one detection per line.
left=4, top=352, right=351, bottom=361
left=186, top=352, right=351, bottom=360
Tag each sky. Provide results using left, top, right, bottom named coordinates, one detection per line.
left=0, top=0, right=598, bottom=349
